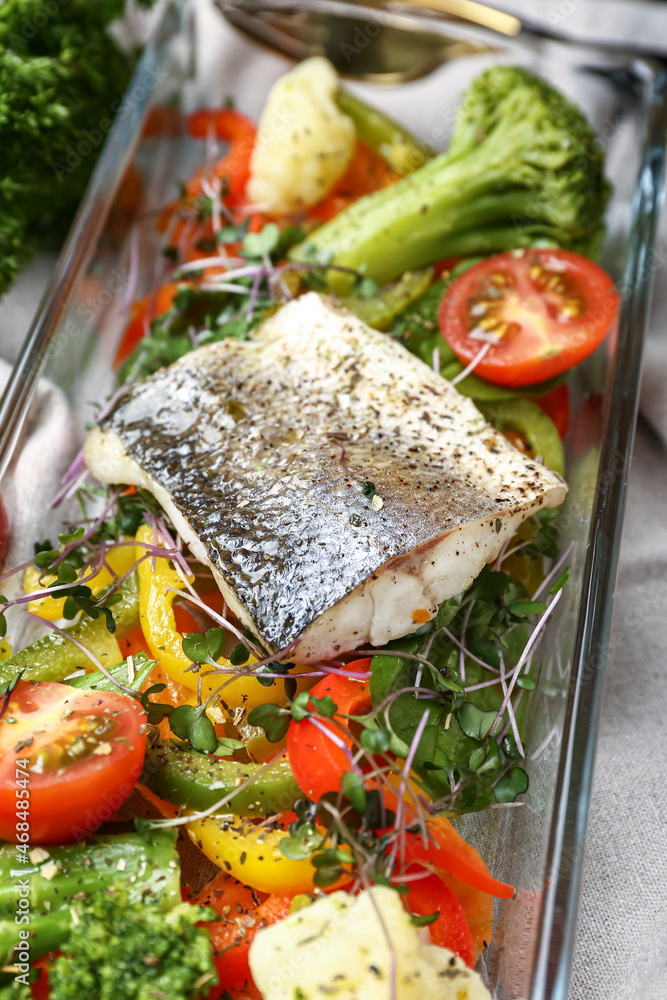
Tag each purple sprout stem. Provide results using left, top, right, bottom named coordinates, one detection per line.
left=532, top=541, right=574, bottom=601
left=459, top=600, right=474, bottom=684
left=2, top=542, right=108, bottom=614
left=246, top=270, right=262, bottom=323
left=490, top=589, right=564, bottom=735
left=123, top=224, right=141, bottom=312
left=437, top=627, right=500, bottom=674
left=530, top=724, right=560, bottom=761
left=25, top=612, right=135, bottom=697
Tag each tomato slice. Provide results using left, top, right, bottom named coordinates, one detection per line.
left=405, top=873, right=474, bottom=967
left=286, top=667, right=372, bottom=801
left=439, top=249, right=619, bottom=387
left=0, top=681, right=146, bottom=844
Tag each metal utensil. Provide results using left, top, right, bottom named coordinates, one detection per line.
left=216, top=0, right=665, bottom=83
left=217, top=1, right=496, bottom=82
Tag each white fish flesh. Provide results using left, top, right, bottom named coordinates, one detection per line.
left=84, top=292, right=567, bottom=662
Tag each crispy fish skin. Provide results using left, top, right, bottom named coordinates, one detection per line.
left=84, top=293, right=566, bottom=662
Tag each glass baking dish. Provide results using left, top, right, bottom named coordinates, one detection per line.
left=1, top=2, right=665, bottom=997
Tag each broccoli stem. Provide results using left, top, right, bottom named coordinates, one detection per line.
left=338, top=267, right=433, bottom=331
left=0, top=574, right=140, bottom=684
left=66, top=651, right=155, bottom=693
left=292, top=155, right=549, bottom=292
left=0, top=829, right=180, bottom=923
left=292, top=66, right=610, bottom=289
left=335, top=90, right=433, bottom=176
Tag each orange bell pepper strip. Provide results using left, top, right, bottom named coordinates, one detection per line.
left=309, top=140, right=399, bottom=223
left=114, top=281, right=182, bottom=367
left=286, top=671, right=514, bottom=901
left=438, top=869, right=495, bottom=962
left=403, top=816, right=515, bottom=900
left=186, top=109, right=257, bottom=205
left=158, top=108, right=257, bottom=235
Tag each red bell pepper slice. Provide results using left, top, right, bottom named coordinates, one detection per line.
left=286, top=667, right=372, bottom=801
left=405, top=873, right=474, bottom=967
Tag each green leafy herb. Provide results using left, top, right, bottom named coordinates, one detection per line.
left=494, top=766, right=529, bottom=803
left=310, top=694, right=336, bottom=718
left=246, top=703, right=290, bottom=743
left=0, top=669, right=23, bottom=721
left=291, top=691, right=311, bottom=722
left=457, top=703, right=499, bottom=741
left=214, top=736, right=246, bottom=757
left=550, top=567, right=570, bottom=595
left=408, top=911, right=439, bottom=928
left=230, top=642, right=250, bottom=666
left=242, top=223, right=280, bottom=259
left=341, top=771, right=367, bottom=813
left=169, top=705, right=218, bottom=755
left=181, top=628, right=225, bottom=665
left=140, top=683, right=175, bottom=726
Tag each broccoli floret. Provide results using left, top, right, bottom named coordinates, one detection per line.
left=0, top=0, right=154, bottom=295
left=48, top=890, right=218, bottom=1000
left=291, top=66, right=611, bottom=289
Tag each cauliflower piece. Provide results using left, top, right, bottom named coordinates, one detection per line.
left=247, top=57, right=356, bottom=214
left=248, top=887, right=491, bottom=1000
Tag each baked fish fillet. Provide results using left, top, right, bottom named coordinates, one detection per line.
left=84, top=292, right=567, bottom=662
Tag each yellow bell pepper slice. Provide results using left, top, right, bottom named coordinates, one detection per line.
left=135, top=524, right=316, bottom=716
left=24, top=543, right=136, bottom=621
left=136, top=524, right=197, bottom=689
left=186, top=815, right=352, bottom=895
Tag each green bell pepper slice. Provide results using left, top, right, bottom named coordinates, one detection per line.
left=340, top=268, right=433, bottom=331
left=476, top=398, right=565, bottom=476
left=142, top=742, right=302, bottom=818
left=335, top=90, right=433, bottom=177
left=0, top=573, right=140, bottom=684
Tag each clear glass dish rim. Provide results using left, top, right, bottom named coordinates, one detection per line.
left=0, top=5, right=665, bottom=997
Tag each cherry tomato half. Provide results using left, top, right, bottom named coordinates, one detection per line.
left=0, top=681, right=146, bottom=844
left=439, top=249, right=619, bottom=387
